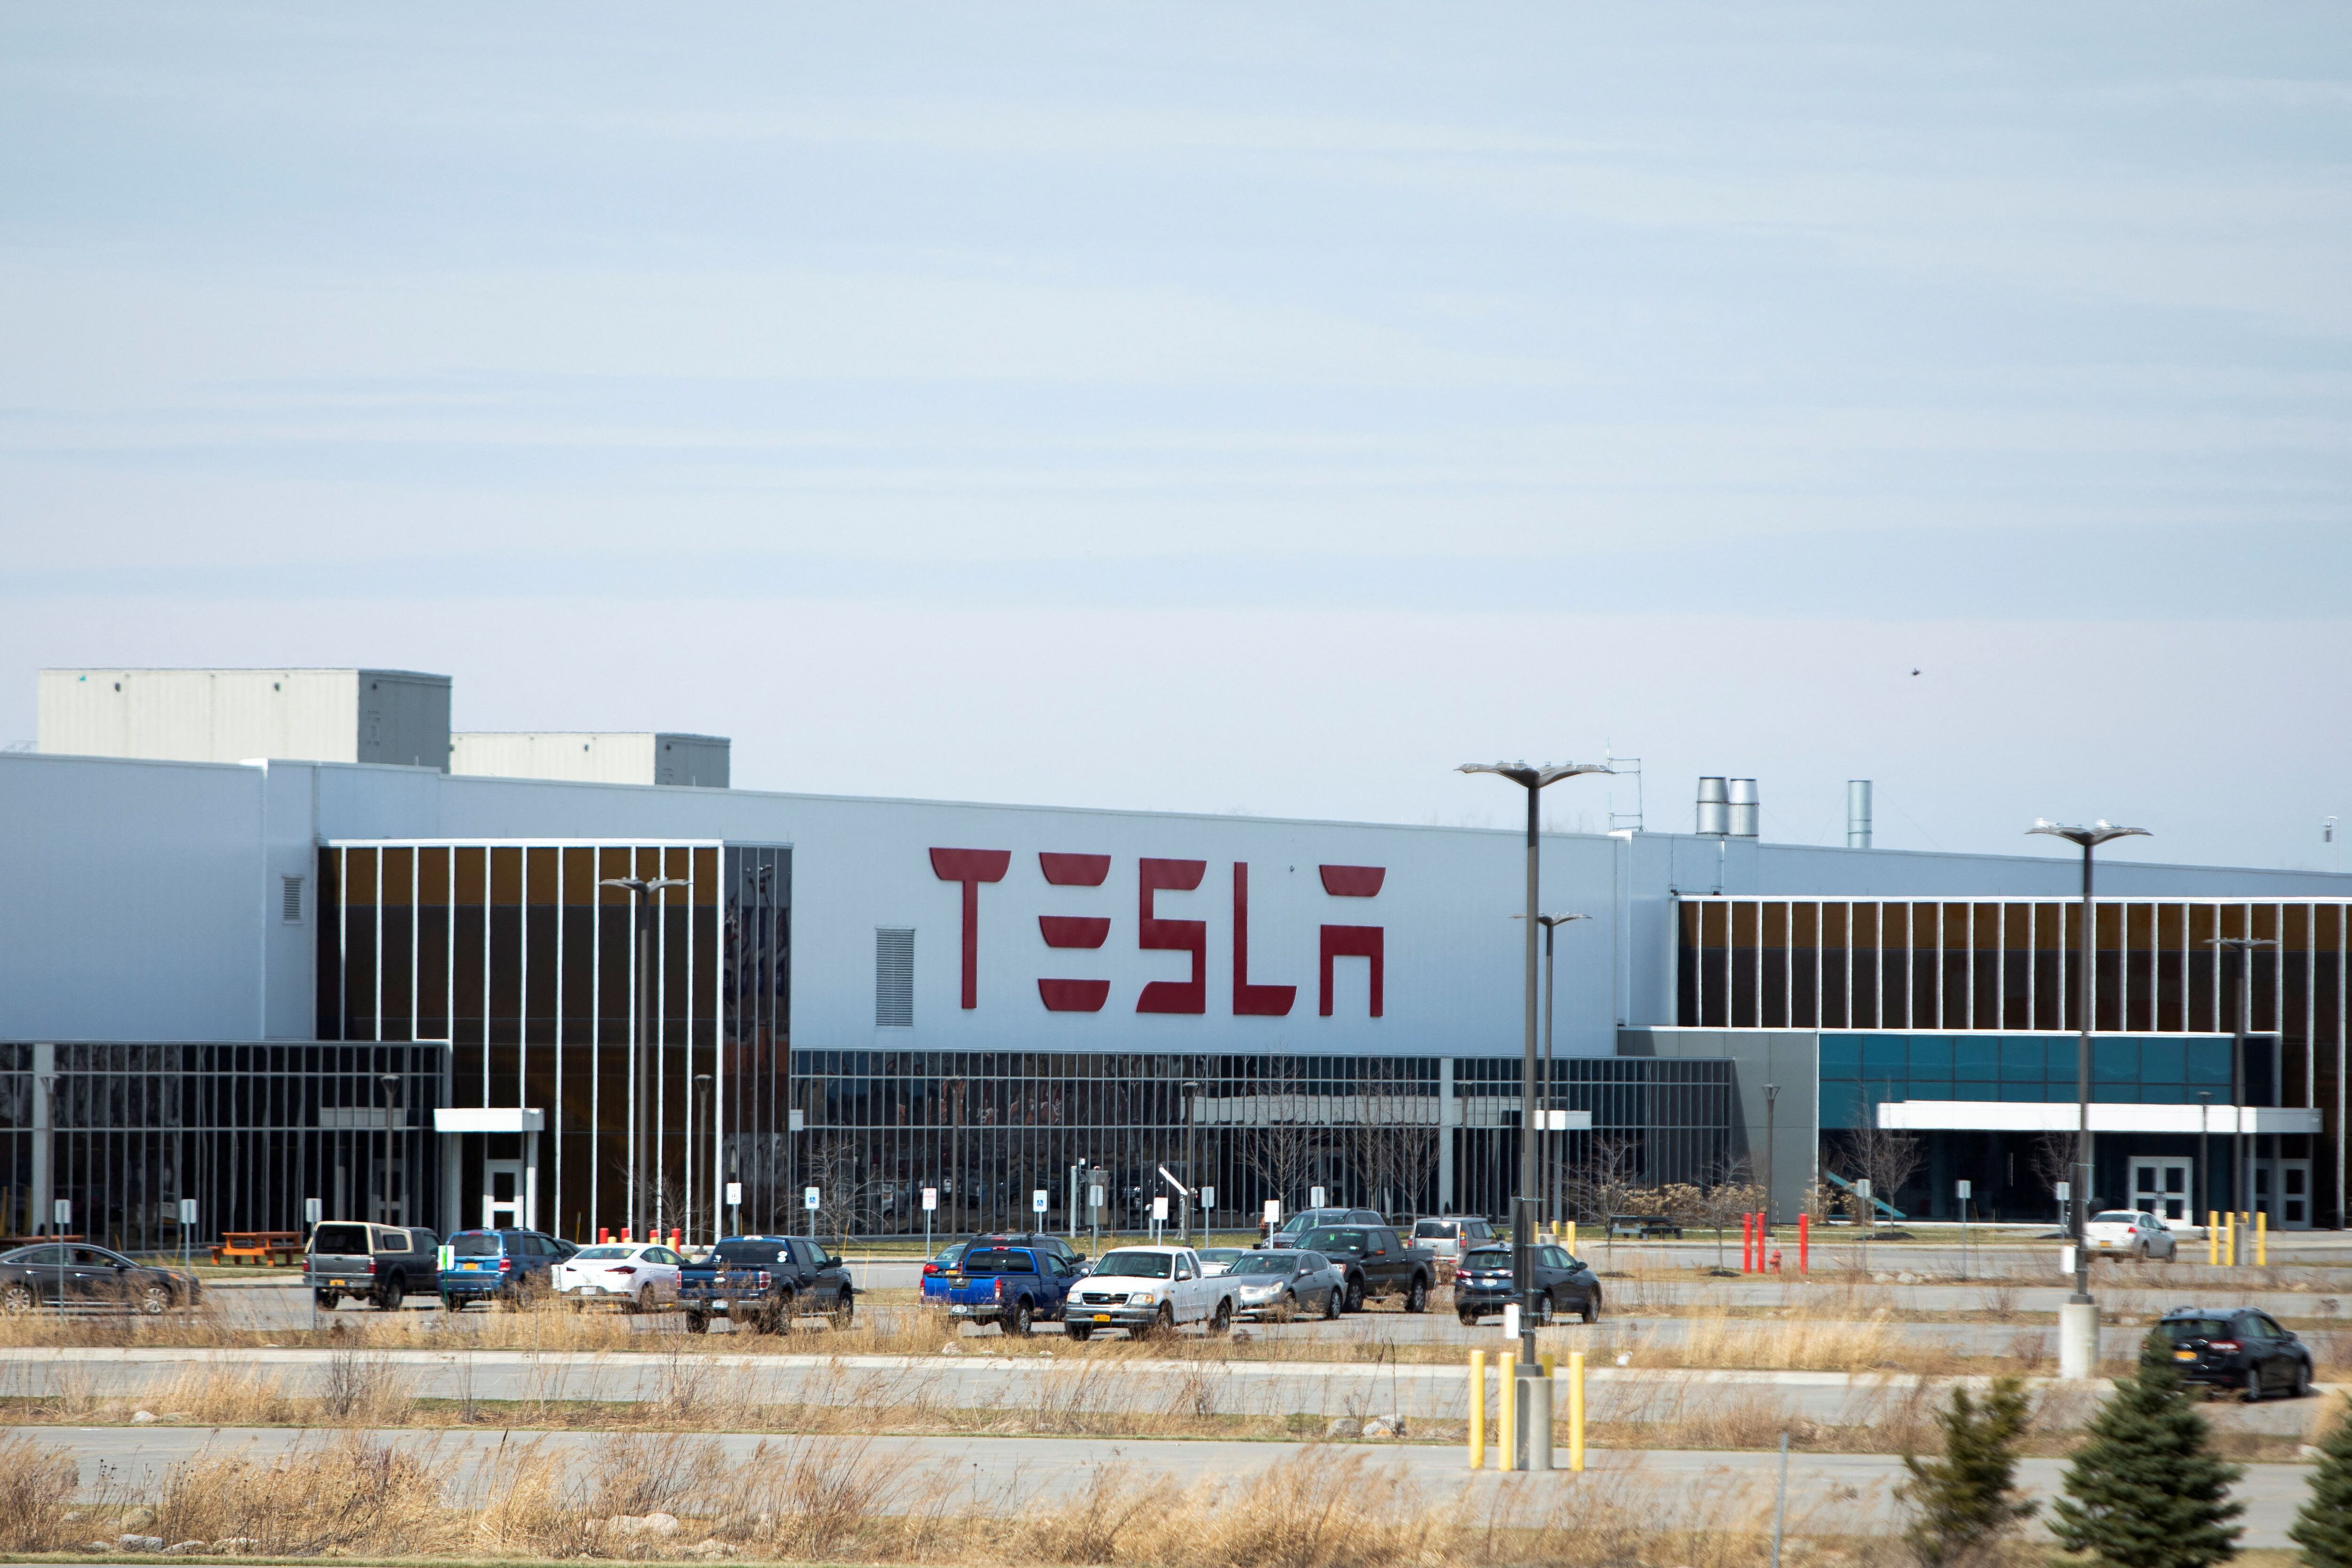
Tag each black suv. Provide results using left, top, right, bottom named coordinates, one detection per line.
left=970, top=1233, right=1088, bottom=1273
left=678, top=1235, right=854, bottom=1333
left=2158, top=1307, right=2316, bottom=1401
left=1455, top=1242, right=1601, bottom=1326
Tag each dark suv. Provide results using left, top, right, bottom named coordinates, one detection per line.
left=2158, top=1307, right=2316, bottom=1401
left=1455, top=1242, right=1600, bottom=1326
left=437, top=1228, right=566, bottom=1310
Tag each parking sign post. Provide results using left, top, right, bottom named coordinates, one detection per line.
left=52, top=1199, right=70, bottom=1313
left=725, top=1180, right=742, bottom=1239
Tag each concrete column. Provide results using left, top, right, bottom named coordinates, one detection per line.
left=29, top=1043, right=55, bottom=1235
left=440, top=1136, right=462, bottom=1239
left=524, top=1131, right=540, bottom=1233
left=1438, top=1058, right=1456, bottom=1213
left=2059, top=1300, right=2099, bottom=1380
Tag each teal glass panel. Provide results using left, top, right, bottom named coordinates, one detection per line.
left=2001, top=1038, right=2046, bottom=1080
left=2093, top=1038, right=2139, bottom=1083
left=2093, top=1082, right=2138, bottom=1103
left=1955, top=1037, right=1999, bottom=1079
left=1820, top=1035, right=1861, bottom=1078
left=1954, top=1080, right=1998, bottom=1100
left=1862, top=1035, right=1907, bottom=1077
left=2139, top=1039, right=2185, bottom=1083
left=1999, top=1082, right=2043, bottom=1101
left=2045, top=1082, right=2074, bottom=1102
left=2140, top=1084, right=2190, bottom=1105
left=2185, top=1039, right=2232, bottom=1085
left=1819, top=1082, right=1865, bottom=1130
left=1909, top=1035, right=1954, bottom=1075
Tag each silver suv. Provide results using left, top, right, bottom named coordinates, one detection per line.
left=1410, top=1216, right=1496, bottom=1266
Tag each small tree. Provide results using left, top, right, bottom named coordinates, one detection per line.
left=1899, top=1375, right=2038, bottom=1568
left=2050, top=1331, right=2243, bottom=1568
left=2288, top=1398, right=2352, bottom=1568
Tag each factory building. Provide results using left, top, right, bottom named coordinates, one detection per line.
left=0, top=669, right=2342, bottom=1249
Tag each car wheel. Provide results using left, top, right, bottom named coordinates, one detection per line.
left=634, top=1286, right=655, bottom=1316
left=685, top=1310, right=710, bottom=1334
left=1458, top=1309, right=1479, bottom=1327
left=2292, top=1360, right=2312, bottom=1399
left=376, top=1275, right=405, bottom=1312
left=1323, top=1286, right=1341, bottom=1321
left=439, top=1294, right=461, bottom=1313
left=316, top=1289, right=342, bottom=1311
left=2, top=1283, right=33, bottom=1314
left=1146, top=1303, right=1174, bottom=1339
left=1581, top=1289, right=1600, bottom=1325
left=2241, top=1368, right=2263, bottom=1403
left=1066, top=1324, right=1093, bottom=1343
left=1343, top=1276, right=1366, bottom=1313
left=830, top=1293, right=855, bottom=1330
left=1404, top=1277, right=1428, bottom=1314
left=139, top=1284, right=170, bottom=1315
left=1006, top=1298, right=1033, bottom=1337
left=1210, top=1299, right=1232, bottom=1335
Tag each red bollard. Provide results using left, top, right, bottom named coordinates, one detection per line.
left=670, top=1227, right=683, bottom=1248
left=598, top=1227, right=610, bottom=1244
left=1797, top=1212, right=1810, bottom=1273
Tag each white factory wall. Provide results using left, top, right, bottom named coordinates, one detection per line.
left=450, top=732, right=730, bottom=788
left=38, top=668, right=450, bottom=770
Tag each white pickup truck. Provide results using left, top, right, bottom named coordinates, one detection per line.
left=1061, top=1244, right=1240, bottom=1342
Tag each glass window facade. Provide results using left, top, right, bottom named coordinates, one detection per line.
left=319, top=841, right=789, bottom=1242
left=1817, top=1032, right=2235, bottom=1130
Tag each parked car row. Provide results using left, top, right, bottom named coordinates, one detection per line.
left=0, top=1243, right=200, bottom=1313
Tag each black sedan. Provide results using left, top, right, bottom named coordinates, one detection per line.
left=0, top=1243, right=201, bottom=1314
left=2160, top=1307, right=2316, bottom=1401
left=1454, top=1242, right=1600, bottom=1326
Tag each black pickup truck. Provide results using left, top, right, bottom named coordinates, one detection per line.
left=1293, top=1224, right=1436, bottom=1313
left=677, top=1235, right=854, bottom=1333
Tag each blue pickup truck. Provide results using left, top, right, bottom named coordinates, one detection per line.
left=919, top=1242, right=1077, bottom=1335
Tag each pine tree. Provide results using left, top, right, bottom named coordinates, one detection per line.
left=1899, top=1375, right=2039, bottom=1568
left=2288, top=1399, right=2352, bottom=1568
left=2051, top=1329, right=2244, bottom=1568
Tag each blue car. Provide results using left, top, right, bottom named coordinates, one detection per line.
left=919, top=1242, right=1077, bottom=1335
left=437, top=1228, right=566, bottom=1310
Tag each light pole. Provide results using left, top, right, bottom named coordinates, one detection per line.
left=2196, top=1091, right=2212, bottom=1230
left=693, top=1073, right=714, bottom=1245
left=1762, top=1084, right=1780, bottom=1226
left=1181, top=1079, right=1201, bottom=1243
left=2027, top=817, right=2149, bottom=1380
left=2209, top=935, right=2275, bottom=1237
left=376, top=1073, right=400, bottom=1226
left=1461, top=760, right=1610, bottom=1376
left=600, top=873, right=688, bottom=1239
left=1517, top=912, right=1589, bottom=1225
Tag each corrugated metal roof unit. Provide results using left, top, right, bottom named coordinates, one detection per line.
left=37, top=668, right=450, bottom=770
left=449, top=732, right=729, bottom=788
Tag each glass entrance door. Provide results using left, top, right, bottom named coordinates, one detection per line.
left=2129, top=1157, right=2192, bottom=1225
left=482, top=1161, right=524, bottom=1229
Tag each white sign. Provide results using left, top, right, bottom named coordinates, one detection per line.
left=52, top=1199, right=71, bottom=1227
left=1854, top=1179, right=1872, bottom=1200
left=803, top=1186, right=820, bottom=1211
left=1033, top=1189, right=1049, bottom=1214
left=1201, top=1186, right=1216, bottom=1210
left=2058, top=1244, right=2077, bottom=1277
left=305, top=1197, right=322, bottom=1225
left=1152, top=1196, right=1168, bottom=1221
left=1502, top=1302, right=1521, bottom=1339
left=1263, top=1199, right=1281, bottom=1226
left=726, top=1181, right=743, bottom=1207
left=788, top=1109, right=805, bottom=1132
left=922, top=1187, right=938, bottom=1212
left=1955, top=1179, right=1972, bottom=1200
left=178, top=1197, right=197, bottom=1226
left=2055, top=1182, right=2071, bottom=1202
left=1089, top=1185, right=1105, bottom=1209
left=1310, top=1186, right=1327, bottom=1209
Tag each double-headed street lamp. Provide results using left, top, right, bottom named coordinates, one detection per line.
left=1461, top=760, right=1610, bottom=1374
left=1515, top=911, right=1589, bottom=1224
left=600, top=873, right=689, bottom=1239
left=2026, top=817, right=2149, bottom=1379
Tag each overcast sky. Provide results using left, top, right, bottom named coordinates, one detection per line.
left=1, top=5, right=2346, bottom=868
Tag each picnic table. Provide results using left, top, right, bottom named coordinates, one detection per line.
left=211, top=1230, right=304, bottom=1266
left=1605, top=1213, right=1685, bottom=1240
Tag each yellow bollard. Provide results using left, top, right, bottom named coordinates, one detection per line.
left=2225, top=1210, right=2236, bottom=1266
left=2256, top=1209, right=2267, bottom=1266
left=1541, top=1351, right=1557, bottom=1379
left=1568, top=1349, right=1585, bottom=1472
left=1564, top=1220, right=1577, bottom=1257
left=1498, top=1352, right=1517, bottom=1472
left=2206, top=1210, right=2218, bottom=1266
left=1468, top=1350, right=1486, bottom=1471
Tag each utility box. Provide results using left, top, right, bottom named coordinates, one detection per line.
left=39, top=669, right=450, bottom=769
left=449, top=732, right=729, bottom=788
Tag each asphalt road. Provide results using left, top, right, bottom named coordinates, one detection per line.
left=2, top=1345, right=2330, bottom=1434
left=11, top=1425, right=2326, bottom=1548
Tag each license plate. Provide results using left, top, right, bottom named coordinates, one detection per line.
left=950, top=1305, right=971, bottom=1315
left=461, top=1262, right=481, bottom=1270
left=1093, top=1313, right=1111, bottom=1322
left=2175, top=1350, right=2197, bottom=1361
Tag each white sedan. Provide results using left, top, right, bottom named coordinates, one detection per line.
left=553, top=1243, right=683, bottom=1311
left=2082, top=1210, right=2178, bottom=1261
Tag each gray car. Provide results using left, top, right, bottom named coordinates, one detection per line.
left=1226, top=1248, right=1343, bottom=1321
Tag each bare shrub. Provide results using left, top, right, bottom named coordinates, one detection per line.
left=587, top=1430, right=723, bottom=1519
left=318, top=1348, right=409, bottom=1422
left=146, top=1433, right=446, bottom=1557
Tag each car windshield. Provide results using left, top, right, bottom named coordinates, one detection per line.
left=1276, top=1212, right=1329, bottom=1234
left=450, top=1234, right=501, bottom=1257
left=1199, top=1249, right=1242, bottom=1264
left=1414, top=1221, right=1457, bottom=1239
left=2090, top=1212, right=2139, bottom=1226
left=1091, top=1251, right=1174, bottom=1279
left=933, top=1243, right=968, bottom=1266
left=961, top=1249, right=1033, bottom=1274
left=1302, top=1228, right=1367, bottom=1253
left=311, top=1224, right=370, bottom=1254
left=1231, top=1254, right=1300, bottom=1276
left=572, top=1246, right=635, bottom=1261
left=1464, top=1248, right=1511, bottom=1269
left=2162, top=1318, right=2235, bottom=1343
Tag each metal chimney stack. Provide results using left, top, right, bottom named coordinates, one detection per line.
left=1847, top=780, right=1873, bottom=849
left=1727, top=778, right=1759, bottom=838
left=1695, top=776, right=1729, bottom=836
